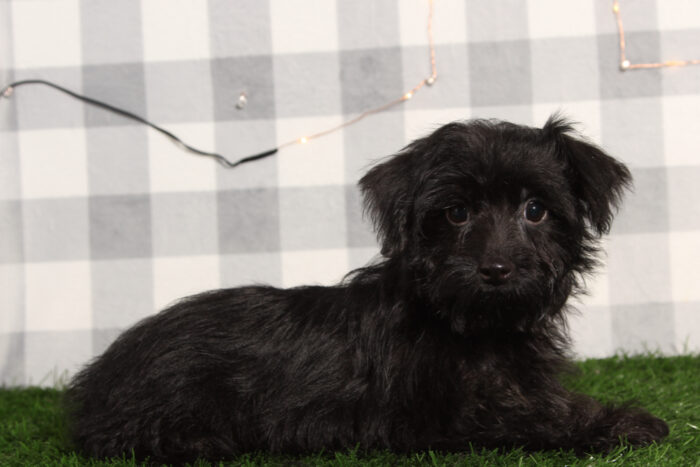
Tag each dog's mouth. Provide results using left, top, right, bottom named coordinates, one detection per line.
left=478, top=275, right=544, bottom=297
left=468, top=270, right=550, bottom=309
left=422, top=264, right=553, bottom=334
left=456, top=284, right=550, bottom=333
left=471, top=283, right=537, bottom=308
left=422, top=257, right=552, bottom=313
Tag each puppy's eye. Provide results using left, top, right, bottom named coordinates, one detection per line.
left=524, top=199, right=547, bottom=224
left=446, top=204, right=469, bottom=225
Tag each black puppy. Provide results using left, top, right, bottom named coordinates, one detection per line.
left=66, top=116, right=668, bottom=463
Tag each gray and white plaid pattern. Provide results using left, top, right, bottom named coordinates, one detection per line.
left=1, top=0, right=699, bottom=386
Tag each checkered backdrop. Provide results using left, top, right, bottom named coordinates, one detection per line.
left=1, top=0, right=699, bottom=386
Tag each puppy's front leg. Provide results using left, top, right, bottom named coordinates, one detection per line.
left=464, top=368, right=668, bottom=453
left=507, top=384, right=670, bottom=453
left=564, top=392, right=669, bottom=453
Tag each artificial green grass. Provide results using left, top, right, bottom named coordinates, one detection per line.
left=1, top=354, right=698, bottom=466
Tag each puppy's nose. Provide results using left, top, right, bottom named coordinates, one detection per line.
left=479, top=261, right=513, bottom=285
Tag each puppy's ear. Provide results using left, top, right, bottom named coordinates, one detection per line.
left=359, top=146, right=422, bottom=257
left=544, top=115, right=632, bottom=234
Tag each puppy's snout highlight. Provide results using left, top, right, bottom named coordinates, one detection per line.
left=479, top=260, right=513, bottom=285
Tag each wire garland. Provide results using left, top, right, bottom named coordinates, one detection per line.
left=1, top=0, right=437, bottom=168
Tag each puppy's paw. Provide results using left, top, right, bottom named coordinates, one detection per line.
left=610, top=409, right=669, bottom=446
left=579, top=406, right=669, bottom=453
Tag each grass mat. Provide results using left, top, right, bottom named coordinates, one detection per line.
left=0, top=354, right=698, bottom=466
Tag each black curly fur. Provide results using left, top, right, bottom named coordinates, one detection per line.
left=65, top=116, right=668, bottom=463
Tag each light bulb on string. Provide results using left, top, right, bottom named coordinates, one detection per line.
left=613, top=0, right=700, bottom=71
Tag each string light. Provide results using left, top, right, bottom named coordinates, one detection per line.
left=1, top=1, right=438, bottom=169
left=235, top=92, right=247, bottom=110
left=277, top=0, right=438, bottom=149
left=613, top=0, right=700, bottom=70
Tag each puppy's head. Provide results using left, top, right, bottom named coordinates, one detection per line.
left=360, top=115, right=631, bottom=333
